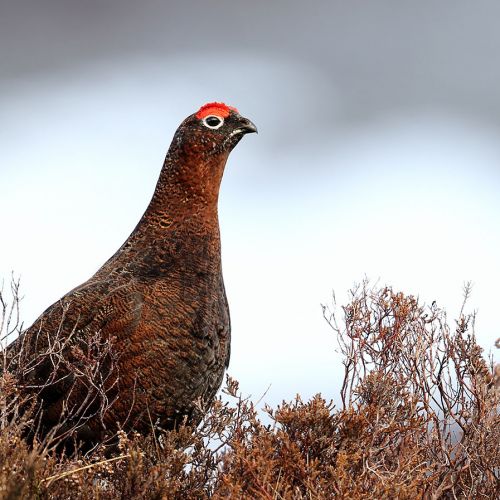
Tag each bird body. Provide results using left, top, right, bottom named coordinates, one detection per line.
left=5, top=103, right=257, bottom=445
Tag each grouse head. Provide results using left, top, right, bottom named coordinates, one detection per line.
left=176, top=102, right=257, bottom=155
left=157, top=102, right=257, bottom=211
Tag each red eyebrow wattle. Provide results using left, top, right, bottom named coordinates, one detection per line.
left=196, top=102, right=238, bottom=119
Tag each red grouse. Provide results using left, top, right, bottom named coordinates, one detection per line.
left=5, top=102, right=257, bottom=446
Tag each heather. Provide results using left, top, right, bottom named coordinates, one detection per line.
left=1, top=279, right=498, bottom=499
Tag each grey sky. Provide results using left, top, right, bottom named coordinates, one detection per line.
left=3, top=1, right=500, bottom=123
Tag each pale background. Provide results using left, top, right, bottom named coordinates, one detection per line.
left=1, top=1, right=499, bottom=406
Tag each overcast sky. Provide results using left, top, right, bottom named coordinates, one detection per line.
left=1, top=1, right=499, bottom=406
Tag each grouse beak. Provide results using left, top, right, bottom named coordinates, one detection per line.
left=236, top=117, right=258, bottom=135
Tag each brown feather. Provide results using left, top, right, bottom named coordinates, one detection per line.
left=5, top=104, right=256, bottom=446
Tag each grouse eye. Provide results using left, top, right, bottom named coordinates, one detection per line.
left=202, top=115, right=224, bottom=129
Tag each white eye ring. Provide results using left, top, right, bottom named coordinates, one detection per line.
left=202, top=115, right=224, bottom=129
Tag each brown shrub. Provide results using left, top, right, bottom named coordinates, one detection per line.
left=1, top=279, right=498, bottom=499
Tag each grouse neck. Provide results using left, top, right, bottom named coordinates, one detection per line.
left=142, top=147, right=228, bottom=234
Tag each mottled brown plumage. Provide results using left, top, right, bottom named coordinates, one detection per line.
left=5, top=103, right=257, bottom=445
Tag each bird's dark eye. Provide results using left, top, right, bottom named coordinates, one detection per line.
left=202, top=115, right=224, bottom=129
